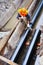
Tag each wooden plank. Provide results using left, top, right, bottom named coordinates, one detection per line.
left=0, top=56, right=18, bottom=65
left=28, top=0, right=40, bottom=15
left=8, top=20, right=26, bottom=49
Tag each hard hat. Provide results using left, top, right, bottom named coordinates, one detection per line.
left=18, top=8, right=28, bottom=17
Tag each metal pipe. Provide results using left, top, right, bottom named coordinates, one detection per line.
left=22, top=29, right=40, bottom=65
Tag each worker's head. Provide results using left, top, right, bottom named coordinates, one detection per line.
left=18, top=8, right=28, bottom=17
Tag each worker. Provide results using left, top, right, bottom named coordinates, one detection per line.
left=17, top=8, right=32, bottom=30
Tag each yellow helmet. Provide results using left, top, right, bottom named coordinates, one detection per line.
left=18, top=8, right=28, bottom=16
